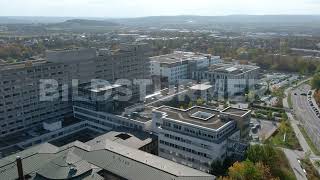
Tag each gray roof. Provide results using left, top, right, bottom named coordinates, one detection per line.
left=86, top=130, right=154, bottom=150
left=150, top=51, right=211, bottom=65
left=0, top=140, right=215, bottom=180
left=206, top=63, right=260, bottom=75
left=156, top=106, right=230, bottom=130
left=221, top=107, right=251, bottom=117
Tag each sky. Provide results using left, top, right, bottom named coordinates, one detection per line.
left=1, top=0, right=320, bottom=17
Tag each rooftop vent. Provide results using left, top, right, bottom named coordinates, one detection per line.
left=191, top=111, right=214, bottom=121
left=115, top=133, right=132, bottom=140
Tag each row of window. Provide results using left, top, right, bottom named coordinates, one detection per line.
left=159, top=140, right=210, bottom=158
left=74, top=108, right=144, bottom=130
left=163, top=133, right=211, bottom=150
left=159, top=148, right=210, bottom=168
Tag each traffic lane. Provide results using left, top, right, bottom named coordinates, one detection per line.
left=292, top=87, right=320, bottom=148
left=296, top=90, right=320, bottom=129
left=292, top=91, right=320, bottom=131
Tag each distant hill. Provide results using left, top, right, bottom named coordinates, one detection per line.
left=51, top=19, right=119, bottom=27
left=111, top=15, right=320, bottom=26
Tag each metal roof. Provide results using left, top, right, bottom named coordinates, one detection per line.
left=0, top=140, right=215, bottom=180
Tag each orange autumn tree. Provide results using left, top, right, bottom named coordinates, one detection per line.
left=219, top=160, right=279, bottom=180
left=314, top=90, right=320, bottom=106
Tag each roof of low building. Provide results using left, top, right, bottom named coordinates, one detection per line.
left=85, top=130, right=155, bottom=150
left=0, top=140, right=215, bottom=180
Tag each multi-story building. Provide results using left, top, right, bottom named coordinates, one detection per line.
left=150, top=51, right=221, bottom=89
left=193, top=63, right=260, bottom=98
left=0, top=59, right=72, bottom=136
left=0, top=43, right=151, bottom=137
left=152, top=105, right=251, bottom=172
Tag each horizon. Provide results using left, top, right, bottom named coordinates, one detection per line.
left=1, top=0, right=320, bottom=18
left=2, top=14, right=320, bottom=19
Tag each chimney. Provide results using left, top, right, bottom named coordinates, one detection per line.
left=16, top=156, right=24, bottom=180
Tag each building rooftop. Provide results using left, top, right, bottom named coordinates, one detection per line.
left=206, top=63, right=260, bottom=75
left=190, top=84, right=213, bottom=91
left=150, top=51, right=211, bottom=65
left=156, top=106, right=231, bottom=130
left=0, top=59, right=47, bottom=71
left=86, top=130, right=155, bottom=150
left=0, top=140, right=215, bottom=180
left=221, top=107, right=251, bottom=117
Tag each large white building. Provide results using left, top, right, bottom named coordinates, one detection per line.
left=152, top=105, right=251, bottom=172
left=150, top=51, right=221, bottom=88
left=193, top=63, right=260, bottom=98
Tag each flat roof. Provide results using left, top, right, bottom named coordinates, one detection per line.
left=86, top=130, right=155, bottom=150
left=156, top=106, right=229, bottom=129
left=221, top=107, right=251, bottom=117
left=150, top=51, right=210, bottom=65
left=0, top=59, right=47, bottom=71
left=82, top=82, right=122, bottom=93
left=190, top=84, right=213, bottom=91
left=206, top=63, right=260, bottom=75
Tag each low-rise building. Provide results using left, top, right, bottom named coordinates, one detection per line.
left=0, top=140, right=215, bottom=180
left=86, top=130, right=158, bottom=154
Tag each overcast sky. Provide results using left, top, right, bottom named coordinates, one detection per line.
left=1, top=0, right=320, bottom=17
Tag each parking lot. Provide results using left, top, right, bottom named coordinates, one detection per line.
left=250, top=118, right=279, bottom=142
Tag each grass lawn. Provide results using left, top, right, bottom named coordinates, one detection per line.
left=300, top=158, right=320, bottom=180
left=267, top=121, right=302, bottom=150
left=298, top=125, right=320, bottom=156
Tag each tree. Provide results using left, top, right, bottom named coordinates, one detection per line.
left=196, top=98, right=205, bottom=106
left=279, top=120, right=288, bottom=134
left=210, top=160, right=226, bottom=176
left=220, top=160, right=278, bottom=180
left=246, top=144, right=277, bottom=167
left=210, top=157, right=234, bottom=176
left=311, top=73, right=320, bottom=90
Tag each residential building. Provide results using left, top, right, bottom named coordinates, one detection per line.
left=193, top=63, right=260, bottom=97
left=152, top=105, right=251, bottom=172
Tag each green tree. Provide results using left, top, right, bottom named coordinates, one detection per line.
left=311, top=73, right=320, bottom=90
left=246, top=144, right=277, bottom=167
left=196, top=98, right=205, bottom=106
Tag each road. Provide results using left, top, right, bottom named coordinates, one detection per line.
left=283, top=148, right=308, bottom=180
left=291, top=84, right=320, bottom=152
left=282, top=78, right=314, bottom=179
